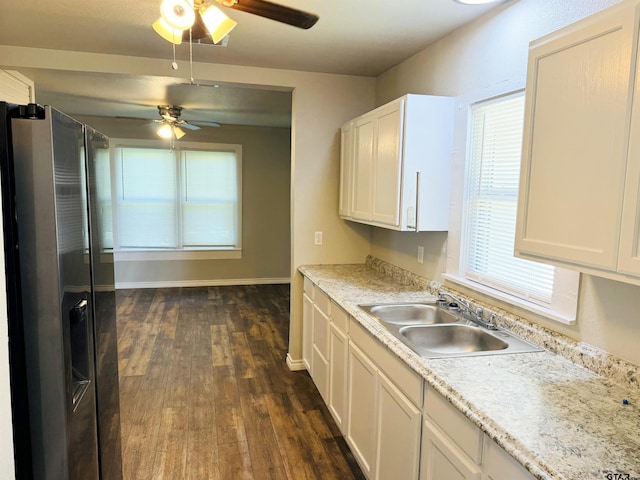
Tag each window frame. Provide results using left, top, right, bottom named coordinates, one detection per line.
left=109, top=138, right=242, bottom=262
left=443, top=89, right=579, bottom=325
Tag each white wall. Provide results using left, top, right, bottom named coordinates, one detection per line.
left=372, top=0, right=640, bottom=366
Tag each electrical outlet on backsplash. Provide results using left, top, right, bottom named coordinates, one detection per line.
left=364, top=255, right=640, bottom=388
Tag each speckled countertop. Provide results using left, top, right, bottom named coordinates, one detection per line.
left=299, top=263, right=640, bottom=480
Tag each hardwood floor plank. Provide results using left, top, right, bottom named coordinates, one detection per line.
left=264, top=393, right=319, bottom=480
left=230, top=332, right=256, bottom=379
left=211, top=324, right=233, bottom=367
left=217, top=441, right=253, bottom=480
left=121, top=390, right=165, bottom=480
left=120, top=322, right=160, bottom=377
left=212, top=365, right=247, bottom=446
left=151, top=407, right=188, bottom=480
left=236, top=384, right=286, bottom=476
left=186, top=405, right=219, bottom=480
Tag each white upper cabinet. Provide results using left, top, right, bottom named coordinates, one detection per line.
left=515, top=0, right=640, bottom=284
left=340, top=94, right=454, bottom=231
left=339, top=121, right=354, bottom=218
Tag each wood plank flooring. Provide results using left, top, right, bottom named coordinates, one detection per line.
left=116, top=285, right=365, bottom=480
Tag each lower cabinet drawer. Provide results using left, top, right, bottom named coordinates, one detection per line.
left=484, top=438, right=536, bottom=480
left=420, top=420, right=481, bottom=480
left=350, top=319, right=423, bottom=407
left=424, top=386, right=483, bottom=464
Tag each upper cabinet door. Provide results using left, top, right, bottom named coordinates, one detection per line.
left=515, top=3, right=638, bottom=270
left=351, top=115, right=376, bottom=221
left=371, top=100, right=404, bottom=227
left=339, top=121, right=354, bottom=218
left=618, top=11, right=640, bottom=276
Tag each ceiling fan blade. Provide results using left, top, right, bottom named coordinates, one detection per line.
left=191, top=120, right=221, bottom=127
left=226, top=0, right=318, bottom=29
left=179, top=122, right=202, bottom=130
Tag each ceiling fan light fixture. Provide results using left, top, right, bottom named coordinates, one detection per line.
left=201, top=5, right=238, bottom=44
left=173, top=126, right=187, bottom=139
left=160, top=0, right=196, bottom=30
left=153, top=17, right=185, bottom=44
left=156, top=123, right=174, bottom=139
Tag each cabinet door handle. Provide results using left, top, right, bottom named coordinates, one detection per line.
left=414, top=172, right=420, bottom=231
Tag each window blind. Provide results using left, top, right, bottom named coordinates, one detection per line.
left=464, top=92, right=555, bottom=307
left=113, top=144, right=241, bottom=252
left=95, top=148, right=113, bottom=249
left=117, top=147, right=178, bottom=249
left=182, top=150, right=238, bottom=247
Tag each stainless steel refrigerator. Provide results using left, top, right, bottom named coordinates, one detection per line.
left=0, top=102, right=122, bottom=480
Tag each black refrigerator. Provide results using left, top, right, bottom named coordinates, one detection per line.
left=0, top=102, right=123, bottom=480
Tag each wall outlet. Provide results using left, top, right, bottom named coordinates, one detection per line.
left=417, top=245, right=424, bottom=264
left=314, top=231, right=323, bottom=245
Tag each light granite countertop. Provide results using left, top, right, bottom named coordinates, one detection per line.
left=299, top=263, right=640, bottom=480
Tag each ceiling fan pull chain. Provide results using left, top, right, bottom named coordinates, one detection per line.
left=172, top=43, right=178, bottom=70
left=189, top=28, right=194, bottom=84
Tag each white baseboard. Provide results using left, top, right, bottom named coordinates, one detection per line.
left=115, top=277, right=290, bottom=290
left=286, top=353, right=307, bottom=371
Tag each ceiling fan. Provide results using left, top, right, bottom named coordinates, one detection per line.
left=153, top=0, right=319, bottom=45
left=151, top=105, right=220, bottom=139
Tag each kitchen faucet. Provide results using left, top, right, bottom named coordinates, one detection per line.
left=437, top=291, right=498, bottom=330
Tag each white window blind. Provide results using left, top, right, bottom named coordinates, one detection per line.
left=95, top=148, right=113, bottom=249
left=117, top=147, right=177, bottom=249
left=113, top=143, right=241, bottom=253
left=463, top=92, right=556, bottom=307
left=182, top=150, right=238, bottom=247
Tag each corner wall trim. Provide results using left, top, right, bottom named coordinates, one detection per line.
left=286, top=353, right=306, bottom=371
left=115, top=277, right=291, bottom=290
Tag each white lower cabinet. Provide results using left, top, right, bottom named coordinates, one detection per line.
left=421, top=420, right=481, bottom=480
left=483, top=440, right=535, bottom=480
left=328, top=321, right=349, bottom=433
left=346, top=342, right=378, bottom=478
left=302, top=291, right=313, bottom=373
left=311, top=301, right=330, bottom=401
left=347, top=322, right=422, bottom=480
left=375, top=370, right=422, bottom=480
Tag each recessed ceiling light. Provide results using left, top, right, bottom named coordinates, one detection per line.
left=453, top=0, right=500, bottom=5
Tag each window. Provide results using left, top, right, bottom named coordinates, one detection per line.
left=111, top=140, right=242, bottom=260
left=445, top=91, right=579, bottom=324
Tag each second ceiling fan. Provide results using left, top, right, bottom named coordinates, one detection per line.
left=153, top=0, right=319, bottom=45
left=153, top=105, right=221, bottom=140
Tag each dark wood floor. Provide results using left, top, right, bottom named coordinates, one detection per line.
left=116, top=285, right=365, bottom=480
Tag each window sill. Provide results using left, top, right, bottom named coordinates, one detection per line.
left=113, top=249, right=242, bottom=262
left=441, top=273, right=577, bottom=325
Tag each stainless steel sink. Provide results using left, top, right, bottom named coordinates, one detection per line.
left=400, top=324, right=507, bottom=355
left=360, top=302, right=461, bottom=326
left=359, top=302, right=543, bottom=358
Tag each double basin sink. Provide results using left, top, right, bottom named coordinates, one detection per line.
left=359, top=301, right=542, bottom=358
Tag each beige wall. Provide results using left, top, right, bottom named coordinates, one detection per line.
left=372, top=0, right=640, bottom=366
left=77, top=116, right=293, bottom=287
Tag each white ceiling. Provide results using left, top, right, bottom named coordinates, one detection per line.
left=0, top=0, right=504, bottom=127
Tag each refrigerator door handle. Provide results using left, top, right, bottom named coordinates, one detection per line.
left=70, top=299, right=87, bottom=324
